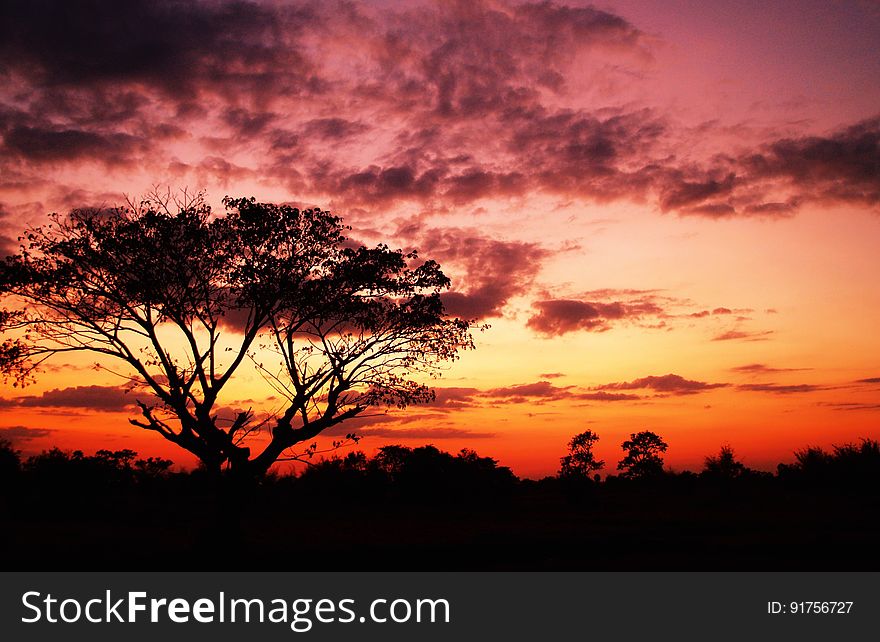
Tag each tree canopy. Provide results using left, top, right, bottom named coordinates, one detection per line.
left=617, top=430, right=668, bottom=479
left=0, top=193, right=477, bottom=477
left=701, top=445, right=747, bottom=480
left=559, top=429, right=604, bottom=479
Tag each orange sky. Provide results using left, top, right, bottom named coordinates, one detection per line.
left=1, top=0, right=879, bottom=477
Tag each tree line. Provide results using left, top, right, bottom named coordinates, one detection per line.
left=2, top=431, right=878, bottom=497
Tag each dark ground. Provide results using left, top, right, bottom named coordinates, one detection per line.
left=3, top=440, right=879, bottom=571
left=3, top=479, right=878, bottom=571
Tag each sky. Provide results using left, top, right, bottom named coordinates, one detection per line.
left=1, top=0, right=879, bottom=477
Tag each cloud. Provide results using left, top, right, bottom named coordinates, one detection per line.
left=855, top=377, right=880, bottom=384
left=0, top=425, right=54, bottom=442
left=325, top=410, right=495, bottom=438
left=0, top=0, right=875, bottom=220
left=819, top=402, right=880, bottom=411
left=741, top=118, right=880, bottom=209
left=484, top=381, right=573, bottom=401
left=0, top=0, right=667, bottom=210
left=659, top=172, right=737, bottom=212
left=731, top=363, right=810, bottom=374
left=594, top=373, right=729, bottom=395
left=737, top=383, right=825, bottom=394
left=0, top=0, right=307, bottom=95
left=402, top=225, right=551, bottom=319
left=302, top=118, right=369, bottom=141
left=527, top=297, right=665, bottom=336
left=356, top=427, right=495, bottom=439
left=423, top=387, right=481, bottom=410
left=574, top=391, right=642, bottom=401
left=0, top=385, right=137, bottom=411
left=0, top=202, right=23, bottom=256
left=2, top=125, right=150, bottom=165
left=712, top=329, right=774, bottom=341
left=433, top=380, right=645, bottom=407
left=662, top=117, right=880, bottom=217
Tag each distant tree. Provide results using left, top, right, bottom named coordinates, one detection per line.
left=0, top=192, right=477, bottom=479
left=20, top=447, right=168, bottom=486
left=828, top=439, right=880, bottom=481
left=133, top=456, right=174, bottom=479
left=559, top=430, right=604, bottom=479
left=368, top=444, right=515, bottom=482
left=0, top=438, right=21, bottom=482
left=372, top=445, right=415, bottom=479
left=617, top=430, right=668, bottom=479
left=778, top=438, right=880, bottom=486
left=701, top=445, right=747, bottom=480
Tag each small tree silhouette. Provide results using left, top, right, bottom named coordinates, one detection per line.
left=559, top=430, right=604, bottom=479
left=617, top=430, right=668, bottom=479
left=702, top=445, right=746, bottom=480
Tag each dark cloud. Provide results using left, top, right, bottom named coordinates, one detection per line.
left=2, top=125, right=148, bottom=164
left=222, top=108, right=275, bottom=138
left=372, top=1, right=644, bottom=119
left=303, top=118, right=369, bottom=141
left=855, top=377, right=880, bottom=384
left=30, top=87, right=150, bottom=128
left=0, top=0, right=311, bottom=94
left=401, top=225, right=550, bottom=319
left=0, top=0, right=875, bottom=218
left=423, top=387, right=481, bottom=410
left=195, top=156, right=255, bottom=186
left=0, top=425, right=54, bottom=442
left=527, top=297, right=664, bottom=336
left=0, top=385, right=136, bottom=411
left=741, top=118, right=880, bottom=209
left=484, top=381, right=572, bottom=399
left=663, top=117, right=880, bottom=216
left=594, top=374, right=729, bottom=395
left=737, top=383, right=825, bottom=394
left=252, top=1, right=667, bottom=208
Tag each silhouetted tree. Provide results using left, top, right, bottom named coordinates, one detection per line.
left=559, top=430, right=604, bottom=479
left=828, top=439, right=880, bottom=482
left=21, top=447, right=170, bottom=488
left=701, top=445, right=747, bottom=480
left=617, top=430, right=668, bottom=479
left=0, top=192, right=477, bottom=479
left=133, top=456, right=174, bottom=479
left=0, top=438, right=20, bottom=483
left=299, top=444, right=515, bottom=502
left=778, top=438, right=880, bottom=487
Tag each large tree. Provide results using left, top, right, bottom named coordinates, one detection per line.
left=0, top=193, right=476, bottom=477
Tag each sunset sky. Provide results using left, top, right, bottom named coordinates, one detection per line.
left=1, top=0, right=879, bottom=477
